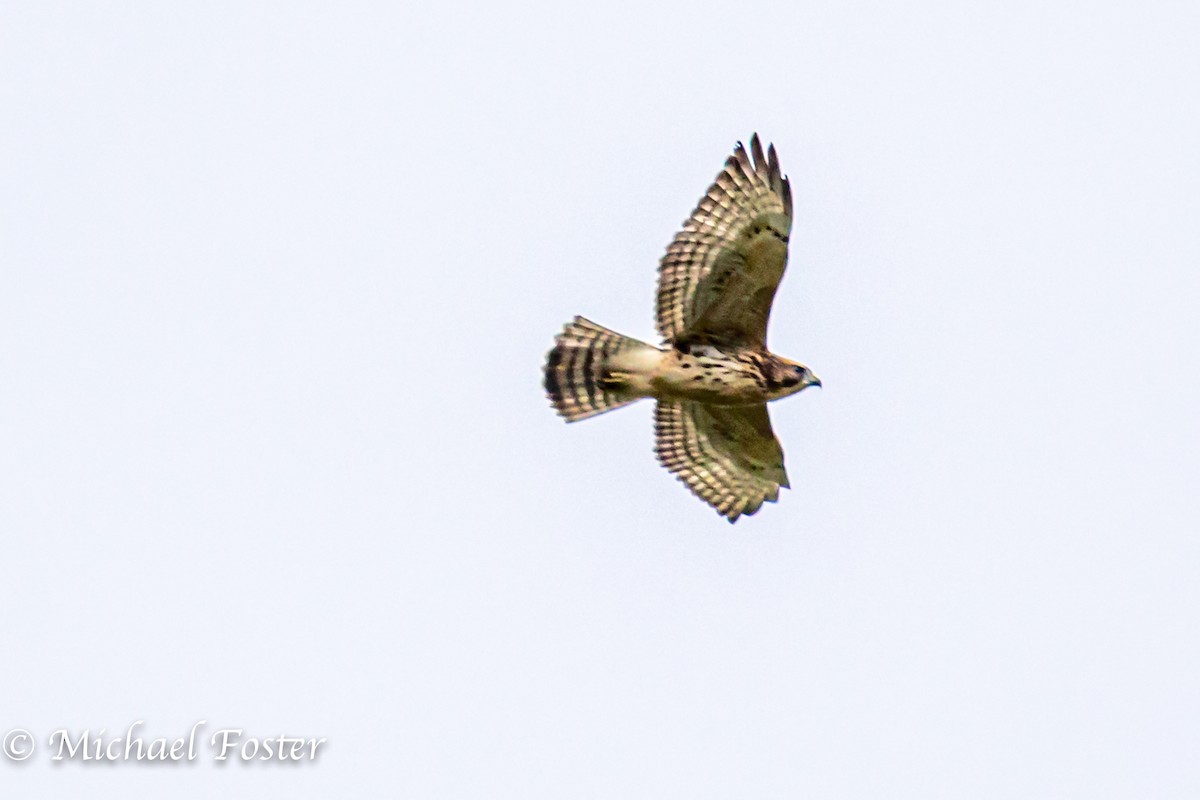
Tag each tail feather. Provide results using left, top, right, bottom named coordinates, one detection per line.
left=544, top=316, right=648, bottom=422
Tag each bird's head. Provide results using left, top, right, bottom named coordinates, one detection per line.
left=766, top=356, right=821, bottom=399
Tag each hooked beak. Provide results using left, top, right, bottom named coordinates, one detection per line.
left=808, top=374, right=822, bottom=389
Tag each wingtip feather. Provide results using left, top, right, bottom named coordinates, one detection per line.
left=750, top=134, right=767, bottom=177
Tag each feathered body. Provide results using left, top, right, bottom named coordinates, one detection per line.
left=543, top=135, right=821, bottom=522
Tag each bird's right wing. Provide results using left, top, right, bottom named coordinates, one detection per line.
left=655, top=134, right=793, bottom=348
left=654, top=400, right=789, bottom=523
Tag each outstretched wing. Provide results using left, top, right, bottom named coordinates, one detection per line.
left=656, top=134, right=793, bottom=348
left=654, top=401, right=789, bottom=523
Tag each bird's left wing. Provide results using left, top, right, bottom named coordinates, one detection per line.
left=654, top=400, right=789, bottom=523
left=656, top=134, right=793, bottom=348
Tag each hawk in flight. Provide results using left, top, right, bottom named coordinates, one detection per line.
left=543, top=134, right=820, bottom=522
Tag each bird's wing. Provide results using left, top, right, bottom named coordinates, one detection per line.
left=654, top=400, right=789, bottom=523
left=655, top=134, right=793, bottom=348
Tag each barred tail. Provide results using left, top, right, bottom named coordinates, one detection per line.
left=544, top=316, right=650, bottom=422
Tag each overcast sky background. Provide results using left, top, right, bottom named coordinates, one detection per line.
left=2, top=1, right=1199, bottom=797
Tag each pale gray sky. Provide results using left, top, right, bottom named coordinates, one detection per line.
left=2, top=1, right=1199, bottom=797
